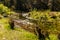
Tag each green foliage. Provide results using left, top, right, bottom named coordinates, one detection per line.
left=29, top=10, right=60, bottom=33
left=45, top=34, right=58, bottom=40
left=29, top=10, right=60, bottom=40
left=49, top=34, right=58, bottom=40
left=0, top=4, right=14, bottom=15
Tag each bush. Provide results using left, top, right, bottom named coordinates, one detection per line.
left=29, top=10, right=60, bottom=33
left=0, top=4, right=15, bottom=15
left=29, top=10, right=60, bottom=40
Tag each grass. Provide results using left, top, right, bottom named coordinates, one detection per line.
left=0, top=18, right=39, bottom=40
left=0, top=4, right=39, bottom=40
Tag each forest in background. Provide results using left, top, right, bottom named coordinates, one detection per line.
left=0, top=0, right=60, bottom=12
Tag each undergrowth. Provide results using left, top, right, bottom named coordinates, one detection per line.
left=29, top=10, right=60, bottom=40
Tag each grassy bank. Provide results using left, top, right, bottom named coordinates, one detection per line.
left=0, top=18, right=38, bottom=40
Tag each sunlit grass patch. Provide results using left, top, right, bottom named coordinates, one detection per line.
left=0, top=18, right=10, bottom=29
left=0, top=28, right=39, bottom=40
left=0, top=26, right=38, bottom=40
left=0, top=18, right=38, bottom=40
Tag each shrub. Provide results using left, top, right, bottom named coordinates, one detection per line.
left=29, top=10, right=60, bottom=40
left=0, top=4, right=15, bottom=16
left=29, top=10, right=60, bottom=33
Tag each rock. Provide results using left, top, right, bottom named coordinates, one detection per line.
left=14, top=19, right=37, bottom=34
